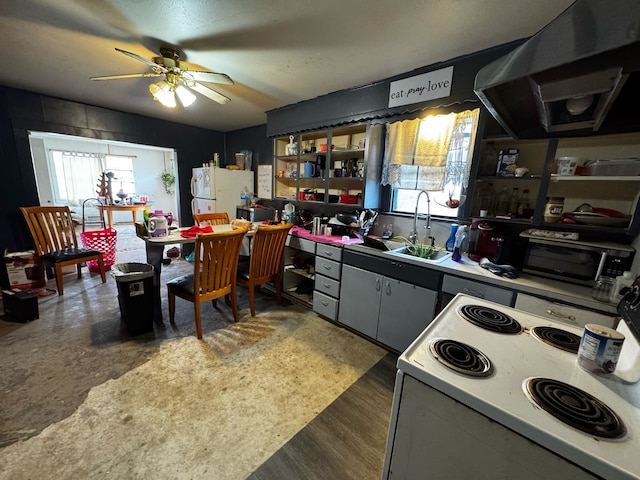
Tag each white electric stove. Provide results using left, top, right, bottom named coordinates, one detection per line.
left=383, top=293, right=640, bottom=480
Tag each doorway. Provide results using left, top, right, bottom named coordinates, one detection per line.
left=28, top=131, right=178, bottom=225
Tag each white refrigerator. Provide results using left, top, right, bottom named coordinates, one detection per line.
left=191, top=166, right=254, bottom=221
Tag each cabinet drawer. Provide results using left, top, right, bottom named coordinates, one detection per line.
left=316, top=243, right=342, bottom=261
left=315, top=274, right=340, bottom=299
left=313, top=291, right=339, bottom=321
left=442, top=275, right=514, bottom=306
left=514, top=293, right=616, bottom=329
left=286, top=235, right=316, bottom=254
left=315, top=256, right=341, bottom=281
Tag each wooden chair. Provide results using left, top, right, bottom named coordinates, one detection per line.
left=193, top=212, right=230, bottom=226
left=237, top=223, right=292, bottom=316
left=167, top=228, right=248, bottom=339
left=19, top=206, right=107, bottom=295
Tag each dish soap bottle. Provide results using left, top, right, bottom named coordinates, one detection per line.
left=445, top=223, right=459, bottom=252
left=452, top=225, right=468, bottom=262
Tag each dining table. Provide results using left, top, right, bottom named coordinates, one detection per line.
left=136, top=223, right=256, bottom=326
left=100, top=204, right=151, bottom=229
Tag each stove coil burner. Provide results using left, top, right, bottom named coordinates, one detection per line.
left=525, top=378, right=626, bottom=440
left=429, top=339, right=494, bottom=377
left=458, top=304, right=522, bottom=334
left=530, top=326, right=581, bottom=353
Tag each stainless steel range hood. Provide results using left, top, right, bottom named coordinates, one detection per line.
left=474, top=0, right=640, bottom=139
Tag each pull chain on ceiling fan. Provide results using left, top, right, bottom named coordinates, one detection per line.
left=90, top=47, right=233, bottom=108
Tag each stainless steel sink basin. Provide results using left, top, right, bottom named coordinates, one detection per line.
left=384, top=246, right=452, bottom=264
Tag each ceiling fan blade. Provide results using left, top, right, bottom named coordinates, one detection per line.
left=115, top=47, right=164, bottom=70
left=90, top=73, right=164, bottom=81
left=187, top=71, right=234, bottom=85
left=189, top=82, right=231, bottom=104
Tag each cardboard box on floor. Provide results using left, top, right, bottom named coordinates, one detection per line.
left=3, top=250, right=44, bottom=290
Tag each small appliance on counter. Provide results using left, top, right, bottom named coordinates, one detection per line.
left=236, top=205, right=274, bottom=222
left=520, top=233, right=635, bottom=287
left=468, top=220, right=500, bottom=261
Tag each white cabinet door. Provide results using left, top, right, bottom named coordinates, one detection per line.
left=378, top=278, right=438, bottom=352
left=338, top=265, right=381, bottom=339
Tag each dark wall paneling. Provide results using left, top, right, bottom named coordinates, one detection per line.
left=225, top=124, right=270, bottom=167
left=266, top=41, right=523, bottom=137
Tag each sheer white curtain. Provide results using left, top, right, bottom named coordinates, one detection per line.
left=381, top=109, right=479, bottom=191
left=58, top=152, right=105, bottom=204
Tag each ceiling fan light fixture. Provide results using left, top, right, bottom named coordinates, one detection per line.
left=149, top=80, right=176, bottom=108
left=175, top=84, right=196, bottom=107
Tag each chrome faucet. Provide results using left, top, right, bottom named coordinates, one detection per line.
left=409, top=190, right=433, bottom=246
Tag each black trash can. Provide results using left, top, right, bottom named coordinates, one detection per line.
left=111, top=262, right=155, bottom=336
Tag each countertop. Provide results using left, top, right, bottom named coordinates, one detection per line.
left=343, top=243, right=619, bottom=316
left=288, top=226, right=619, bottom=315
left=289, top=226, right=363, bottom=246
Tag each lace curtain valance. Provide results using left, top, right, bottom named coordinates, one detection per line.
left=381, top=109, right=479, bottom=191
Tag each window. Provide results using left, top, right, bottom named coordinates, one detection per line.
left=50, top=150, right=135, bottom=205
left=106, top=155, right=136, bottom=198
left=382, top=109, right=479, bottom=218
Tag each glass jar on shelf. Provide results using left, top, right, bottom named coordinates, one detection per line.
left=543, top=197, right=564, bottom=223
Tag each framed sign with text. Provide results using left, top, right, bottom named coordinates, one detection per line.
left=388, top=66, right=453, bottom=108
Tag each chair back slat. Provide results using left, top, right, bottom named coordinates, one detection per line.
left=194, top=229, right=247, bottom=299
left=193, top=212, right=230, bottom=226
left=20, top=206, right=79, bottom=256
left=249, top=224, right=292, bottom=282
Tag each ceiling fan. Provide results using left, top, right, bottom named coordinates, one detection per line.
left=91, top=47, right=233, bottom=108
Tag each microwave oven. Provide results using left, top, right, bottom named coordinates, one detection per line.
left=521, top=236, right=635, bottom=286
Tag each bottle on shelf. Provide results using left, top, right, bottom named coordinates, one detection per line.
left=516, top=189, right=531, bottom=218
left=477, top=182, right=497, bottom=216
left=507, top=187, right=520, bottom=216
left=496, top=186, right=510, bottom=216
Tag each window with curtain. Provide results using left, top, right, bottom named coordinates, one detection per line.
left=50, top=151, right=135, bottom=205
left=382, top=108, right=479, bottom=217
left=51, top=151, right=105, bottom=205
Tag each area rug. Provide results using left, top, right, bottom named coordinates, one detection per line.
left=0, top=308, right=386, bottom=480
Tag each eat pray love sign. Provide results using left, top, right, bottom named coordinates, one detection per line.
left=388, top=66, right=453, bottom=108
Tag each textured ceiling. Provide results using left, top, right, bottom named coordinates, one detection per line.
left=0, top=0, right=574, bottom=132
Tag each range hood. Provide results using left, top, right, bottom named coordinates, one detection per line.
left=474, top=0, right=640, bottom=139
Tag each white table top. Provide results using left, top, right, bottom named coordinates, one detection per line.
left=138, top=223, right=257, bottom=245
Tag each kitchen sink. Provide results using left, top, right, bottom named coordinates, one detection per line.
left=384, top=246, right=452, bottom=264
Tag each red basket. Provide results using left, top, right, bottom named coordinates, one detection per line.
left=80, top=229, right=117, bottom=272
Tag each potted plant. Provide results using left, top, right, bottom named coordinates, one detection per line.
left=160, top=171, right=175, bottom=194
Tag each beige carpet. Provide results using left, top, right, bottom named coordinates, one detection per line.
left=0, top=308, right=386, bottom=480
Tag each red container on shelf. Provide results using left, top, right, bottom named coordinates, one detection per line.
left=339, top=194, right=359, bottom=204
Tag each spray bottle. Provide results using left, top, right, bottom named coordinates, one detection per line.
left=451, top=225, right=468, bottom=262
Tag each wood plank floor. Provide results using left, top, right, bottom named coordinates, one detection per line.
left=248, top=352, right=398, bottom=480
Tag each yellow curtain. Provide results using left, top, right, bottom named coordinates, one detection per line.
left=382, top=109, right=478, bottom=191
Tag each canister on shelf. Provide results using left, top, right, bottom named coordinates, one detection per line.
left=543, top=197, right=564, bottom=223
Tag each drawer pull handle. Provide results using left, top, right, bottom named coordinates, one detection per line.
left=546, top=309, right=576, bottom=322
left=323, top=265, right=332, bottom=270
left=323, top=282, right=331, bottom=289
left=376, top=278, right=381, bottom=292
left=321, top=300, right=329, bottom=306
left=463, top=288, right=484, bottom=298
left=323, top=250, right=333, bottom=256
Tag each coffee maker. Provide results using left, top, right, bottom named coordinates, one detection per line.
left=468, top=221, right=500, bottom=262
